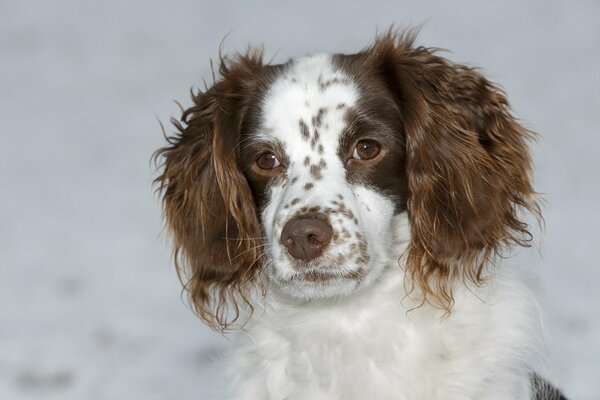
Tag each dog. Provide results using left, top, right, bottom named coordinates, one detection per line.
left=154, top=30, right=566, bottom=400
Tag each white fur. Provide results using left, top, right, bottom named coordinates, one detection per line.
left=226, top=55, right=544, bottom=400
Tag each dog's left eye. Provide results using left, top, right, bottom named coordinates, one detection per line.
left=256, top=152, right=281, bottom=170
left=351, top=139, right=381, bottom=160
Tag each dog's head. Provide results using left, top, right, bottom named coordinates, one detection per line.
left=154, top=31, right=539, bottom=330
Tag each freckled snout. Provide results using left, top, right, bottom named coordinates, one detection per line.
left=280, top=216, right=333, bottom=261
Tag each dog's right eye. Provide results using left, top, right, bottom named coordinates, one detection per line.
left=256, top=153, right=281, bottom=170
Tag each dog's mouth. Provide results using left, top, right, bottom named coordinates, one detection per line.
left=281, top=266, right=367, bottom=284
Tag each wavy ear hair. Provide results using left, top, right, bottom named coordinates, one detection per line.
left=154, top=50, right=265, bottom=331
left=368, top=32, right=540, bottom=311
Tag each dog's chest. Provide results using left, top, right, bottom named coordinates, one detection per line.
left=228, top=283, right=479, bottom=400
left=227, top=271, right=537, bottom=400
left=234, top=320, right=445, bottom=399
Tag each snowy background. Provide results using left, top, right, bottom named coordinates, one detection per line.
left=1, top=0, right=598, bottom=399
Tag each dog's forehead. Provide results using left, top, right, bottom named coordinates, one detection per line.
left=260, top=54, right=358, bottom=157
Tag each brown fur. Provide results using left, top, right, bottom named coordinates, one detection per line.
left=354, top=31, right=540, bottom=311
left=153, top=49, right=270, bottom=330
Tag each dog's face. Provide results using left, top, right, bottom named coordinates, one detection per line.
left=155, top=32, right=538, bottom=329
left=239, top=54, right=407, bottom=299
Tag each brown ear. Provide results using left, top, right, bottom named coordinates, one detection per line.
left=154, top=50, right=264, bottom=330
left=370, top=32, right=540, bottom=310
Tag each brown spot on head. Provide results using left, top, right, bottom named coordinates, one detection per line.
left=312, top=107, right=328, bottom=128
left=318, top=75, right=351, bottom=91
left=304, top=156, right=311, bottom=166
left=304, top=182, right=314, bottom=191
left=310, top=129, right=320, bottom=149
left=291, top=198, right=300, bottom=206
left=299, top=120, right=310, bottom=140
left=309, top=163, right=324, bottom=180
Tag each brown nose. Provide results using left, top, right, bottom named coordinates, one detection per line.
left=280, top=216, right=333, bottom=261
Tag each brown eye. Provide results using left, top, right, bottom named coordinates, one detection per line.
left=256, top=152, right=281, bottom=170
left=351, top=139, right=381, bottom=160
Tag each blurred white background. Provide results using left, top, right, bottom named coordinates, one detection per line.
left=1, top=1, right=598, bottom=399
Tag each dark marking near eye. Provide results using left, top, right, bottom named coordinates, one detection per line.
left=304, top=182, right=314, bottom=191
left=291, top=176, right=298, bottom=184
left=270, top=172, right=287, bottom=188
left=291, top=198, right=300, bottom=205
left=299, top=120, right=310, bottom=140
left=304, top=156, right=310, bottom=166
left=307, top=206, right=321, bottom=213
left=337, top=103, right=347, bottom=110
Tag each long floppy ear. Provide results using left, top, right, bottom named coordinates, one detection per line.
left=369, top=32, right=540, bottom=310
left=154, top=50, right=264, bottom=330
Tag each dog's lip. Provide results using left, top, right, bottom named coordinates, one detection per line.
left=283, top=267, right=366, bottom=283
left=298, top=270, right=339, bottom=282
